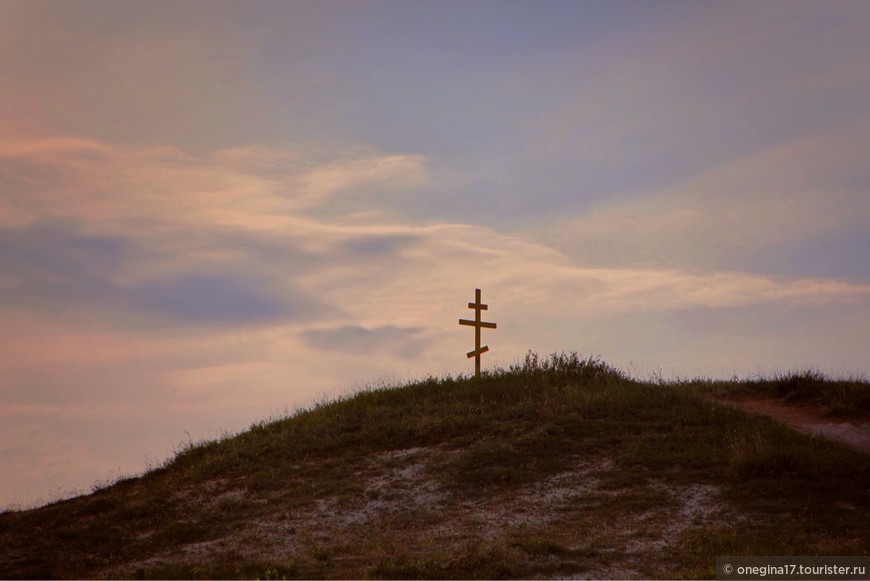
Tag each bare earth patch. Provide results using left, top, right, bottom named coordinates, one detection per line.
left=110, top=446, right=742, bottom=579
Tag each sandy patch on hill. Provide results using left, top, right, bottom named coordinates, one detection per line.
left=113, top=446, right=742, bottom=579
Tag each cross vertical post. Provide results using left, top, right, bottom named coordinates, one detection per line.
left=458, top=288, right=497, bottom=377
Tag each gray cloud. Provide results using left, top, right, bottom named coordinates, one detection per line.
left=336, top=233, right=421, bottom=259
left=0, top=221, right=127, bottom=280
left=0, top=222, right=326, bottom=326
left=302, top=324, right=429, bottom=359
left=128, top=274, right=292, bottom=323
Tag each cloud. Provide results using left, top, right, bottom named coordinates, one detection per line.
left=2, top=134, right=865, bottom=338
left=408, top=1, right=870, bottom=230
left=299, top=155, right=427, bottom=203
left=532, top=117, right=870, bottom=274
left=0, top=220, right=325, bottom=326
left=336, top=232, right=422, bottom=258
left=127, top=274, right=299, bottom=324
left=0, top=221, right=127, bottom=280
left=0, top=137, right=114, bottom=158
left=302, top=325, right=429, bottom=359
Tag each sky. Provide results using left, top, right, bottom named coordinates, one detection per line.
left=1, top=0, right=868, bottom=509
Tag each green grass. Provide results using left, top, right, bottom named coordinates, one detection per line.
left=0, top=352, right=867, bottom=579
left=684, top=369, right=870, bottom=416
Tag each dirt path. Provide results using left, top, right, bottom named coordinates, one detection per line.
left=723, top=398, right=870, bottom=454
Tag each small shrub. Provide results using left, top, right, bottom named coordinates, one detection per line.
left=511, top=351, right=624, bottom=383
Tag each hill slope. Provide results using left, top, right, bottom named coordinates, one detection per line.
left=1, top=354, right=868, bottom=579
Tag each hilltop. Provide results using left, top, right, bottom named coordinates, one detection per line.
left=1, top=353, right=868, bottom=579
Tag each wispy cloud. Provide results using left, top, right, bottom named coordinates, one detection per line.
left=3, top=135, right=864, bottom=331
left=533, top=117, right=870, bottom=274
left=298, top=155, right=427, bottom=207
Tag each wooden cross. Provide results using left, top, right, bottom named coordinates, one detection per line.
left=458, top=288, right=497, bottom=377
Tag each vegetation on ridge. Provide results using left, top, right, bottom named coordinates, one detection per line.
left=1, top=353, right=868, bottom=579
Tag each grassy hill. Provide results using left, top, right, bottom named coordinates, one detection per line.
left=1, top=353, right=868, bottom=579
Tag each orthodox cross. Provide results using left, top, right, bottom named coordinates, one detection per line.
left=458, top=288, right=497, bottom=377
